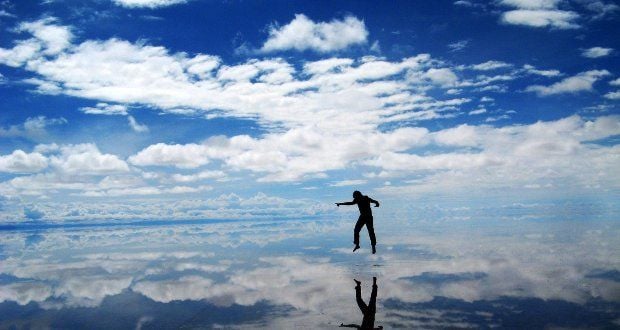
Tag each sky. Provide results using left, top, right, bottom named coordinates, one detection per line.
left=0, top=0, right=619, bottom=222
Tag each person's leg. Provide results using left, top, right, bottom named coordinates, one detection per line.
left=353, top=216, right=364, bottom=251
left=366, top=216, right=377, bottom=253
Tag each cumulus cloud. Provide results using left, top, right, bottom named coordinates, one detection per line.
left=128, top=125, right=431, bottom=182
left=49, top=144, right=130, bottom=175
left=525, top=70, right=610, bottom=96
left=260, top=14, right=368, bottom=53
left=0, top=18, right=72, bottom=67
left=16, top=17, right=73, bottom=55
left=0, top=19, right=487, bottom=138
left=492, top=0, right=581, bottom=29
left=112, top=0, right=188, bottom=8
left=423, top=68, right=459, bottom=87
left=501, top=9, right=579, bottom=28
left=0, top=150, right=48, bottom=173
left=0, top=17, right=617, bottom=213
left=581, top=47, right=613, bottom=58
left=128, top=143, right=210, bottom=168
left=377, top=115, right=620, bottom=196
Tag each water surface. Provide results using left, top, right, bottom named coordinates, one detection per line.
left=1, top=211, right=619, bottom=329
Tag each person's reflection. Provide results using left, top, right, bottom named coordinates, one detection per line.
left=340, top=277, right=382, bottom=329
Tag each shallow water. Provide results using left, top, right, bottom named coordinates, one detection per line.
left=1, top=214, right=619, bottom=329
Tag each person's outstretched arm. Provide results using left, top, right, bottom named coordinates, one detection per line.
left=336, top=200, right=356, bottom=206
left=369, top=197, right=380, bottom=207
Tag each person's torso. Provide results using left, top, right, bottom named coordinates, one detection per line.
left=356, top=196, right=372, bottom=216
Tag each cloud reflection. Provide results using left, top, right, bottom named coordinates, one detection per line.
left=0, top=217, right=618, bottom=328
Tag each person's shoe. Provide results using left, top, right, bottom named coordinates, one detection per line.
left=353, top=245, right=360, bottom=252
left=372, top=245, right=376, bottom=254
left=353, top=279, right=361, bottom=286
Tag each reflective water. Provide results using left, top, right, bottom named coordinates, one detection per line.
left=1, top=213, right=619, bottom=329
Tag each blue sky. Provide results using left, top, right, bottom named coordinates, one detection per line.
left=0, top=0, right=618, bottom=221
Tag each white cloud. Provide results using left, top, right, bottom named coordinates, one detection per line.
left=127, top=115, right=149, bottom=132
left=260, top=14, right=368, bottom=53
left=470, top=61, right=512, bottom=71
left=302, top=58, right=354, bottom=75
left=0, top=19, right=464, bottom=136
left=50, top=144, right=130, bottom=175
left=525, top=70, right=610, bottom=96
left=0, top=116, right=66, bottom=139
left=610, top=78, right=620, bottom=86
left=17, top=18, right=73, bottom=55
left=583, top=1, right=620, bottom=19
left=80, top=103, right=128, bottom=115
left=0, top=18, right=618, bottom=210
left=605, top=91, right=620, bottom=100
left=127, top=125, right=431, bottom=182
left=522, top=64, right=561, bottom=77
left=582, top=47, right=613, bottom=58
left=424, top=68, right=459, bottom=87
left=329, top=179, right=367, bottom=187
left=112, top=0, right=188, bottom=9
left=468, top=108, right=487, bottom=115
left=454, top=1, right=476, bottom=7
left=377, top=115, right=620, bottom=196
left=448, top=40, right=469, bottom=52
left=500, top=0, right=560, bottom=9
left=128, top=143, right=210, bottom=168
left=501, top=9, right=579, bottom=29
left=432, top=124, right=480, bottom=147
left=0, top=150, right=48, bottom=173
left=498, top=0, right=581, bottom=30
left=0, top=10, right=16, bottom=18
left=0, top=282, right=52, bottom=305
left=171, top=170, right=226, bottom=182
left=497, top=0, right=580, bottom=29
left=369, top=40, right=381, bottom=53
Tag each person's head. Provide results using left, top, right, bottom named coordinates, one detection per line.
left=352, top=190, right=362, bottom=199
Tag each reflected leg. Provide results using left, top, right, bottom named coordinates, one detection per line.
left=355, top=282, right=368, bottom=313
left=369, top=277, right=378, bottom=313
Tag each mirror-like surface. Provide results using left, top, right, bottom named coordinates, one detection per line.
left=1, top=210, right=619, bottom=329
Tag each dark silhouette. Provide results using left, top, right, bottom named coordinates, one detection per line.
left=340, top=277, right=382, bottom=330
left=336, top=191, right=379, bottom=253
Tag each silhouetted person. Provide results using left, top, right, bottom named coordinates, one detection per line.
left=340, top=277, right=382, bottom=330
left=336, top=191, right=379, bottom=253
